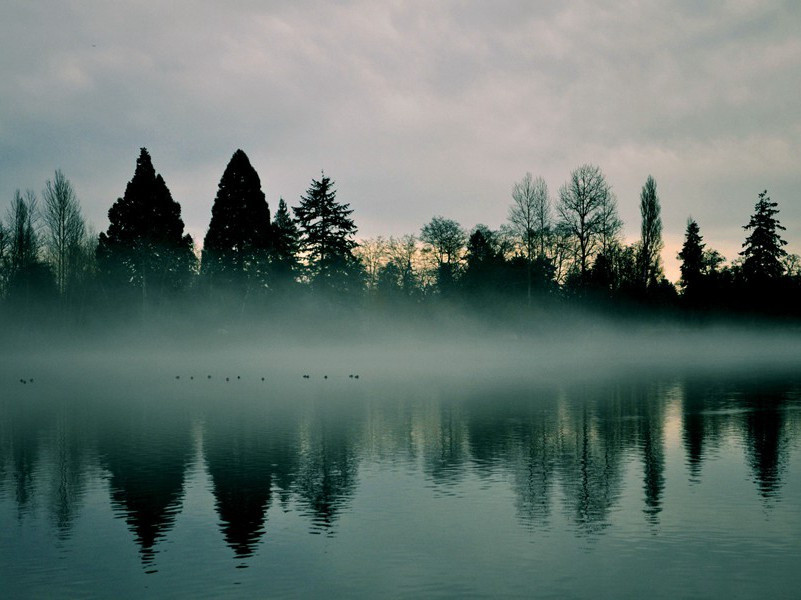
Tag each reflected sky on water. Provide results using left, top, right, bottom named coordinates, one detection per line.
left=2, top=369, right=801, bottom=598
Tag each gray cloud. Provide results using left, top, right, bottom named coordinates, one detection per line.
left=1, top=1, right=800, bottom=279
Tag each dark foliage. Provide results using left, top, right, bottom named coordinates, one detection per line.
left=270, top=198, right=300, bottom=290
left=202, top=150, right=273, bottom=293
left=96, top=148, right=195, bottom=306
left=741, top=190, right=787, bottom=283
left=294, top=174, right=362, bottom=295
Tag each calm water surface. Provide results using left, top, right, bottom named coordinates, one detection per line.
left=2, top=363, right=800, bottom=598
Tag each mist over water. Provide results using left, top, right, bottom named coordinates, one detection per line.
left=2, top=319, right=801, bottom=598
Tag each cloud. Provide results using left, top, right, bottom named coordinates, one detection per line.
left=1, top=1, right=799, bottom=282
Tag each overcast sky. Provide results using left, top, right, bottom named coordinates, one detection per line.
left=2, top=1, right=800, bottom=280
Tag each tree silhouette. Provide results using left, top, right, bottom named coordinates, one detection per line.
left=740, top=190, right=787, bottom=283
left=270, top=198, right=300, bottom=290
left=462, top=225, right=508, bottom=298
left=678, top=219, right=705, bottom=299
left=202, top=150, right=273, bottom=295
left=509, top=173, right=550, bottom=304
left=294, top=173, right=361, bottom=294
left=5, top=190, right=56, bottom=308
left=638, top=175, right=663, bottom=289
left=42, top=170, right=86, bottom=298
left=557, top=164, right=611, bottom=285
left=97, top=148, right=195, bottom=308
left=420, top=216, right=465, bottom=295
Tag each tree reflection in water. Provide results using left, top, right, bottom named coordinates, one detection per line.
left=1, top=373, right=799, bottom=566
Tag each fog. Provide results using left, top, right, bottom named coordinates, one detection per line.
left=5, top=305, right=801, bottom=401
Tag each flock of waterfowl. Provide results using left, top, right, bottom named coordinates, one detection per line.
left=172, top=373, right=360, bottom=381
left=16, top=373, right=361, bottom=385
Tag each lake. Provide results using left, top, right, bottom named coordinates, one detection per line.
left=2, top=338, right=801, bottom=598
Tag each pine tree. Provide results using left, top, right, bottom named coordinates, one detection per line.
left=97, top=148, right=195, bottom=305
left=293, top=174, right=360, bottom=293
left=678, top=219, right=705, bottom=294
left=740, top=190, right=787, bottom=282
left=270, top=198, right=300, bottom=287
left=202, top=150, right=273, bottom=291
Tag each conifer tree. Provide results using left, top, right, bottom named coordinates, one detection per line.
left=202, top=150, right=273, bottom=291
left=678, top=219, right=705, bottom=294
left=740, top=190, right=787, bottom=282
left=293, top=173, right=360, bottom=293
left=270, top=198, right=300, bottom=286
left=97, top=148, right=195, bottom=305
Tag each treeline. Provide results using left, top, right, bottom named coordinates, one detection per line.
left=1, top=148, right=799, bottom=332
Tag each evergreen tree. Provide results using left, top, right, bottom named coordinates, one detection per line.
left=740, top=190, right=787, bottom=282
left=202, top=150, right=273, bottom=292
left=97, top=148, right=195, bottom=305
left=462, top=225, right=506, bottom=296
left=678, top=219, right=705, bottom=295
left=293, top=173, right=360, bottom=294
left=270, top=198, right=300, bottom=287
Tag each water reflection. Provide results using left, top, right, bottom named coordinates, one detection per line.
left=1, top=373, right=800, bottom=568
left=204, top=402, right=300, bottom=557
left=294, top=399, right=361, bottom=533
left=97, top=402, right=194, bottom=565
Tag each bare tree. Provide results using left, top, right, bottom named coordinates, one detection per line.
left=598, top=191, right=622, bottom=256
left=557, top=164, right=611, bottom=282
left=509, top=173, right=551, bottom=259
left=0, top=222, right=8, bottom=296
left=42, top=170, right=86, bottom=297
left=549, top=221, right=578, bottom=285
left=638, top=175, right=663, bottom=287
left=782, top=253, right=801, bottom=277
left=386, top=234, right=420, bottom=295
left=420, top=216, right=465, bottom=265
left=7, top=189, right=40, bottom=275
left=354, top=236, right=387, bottom=290
left=509, top=173, right=550, bottom=304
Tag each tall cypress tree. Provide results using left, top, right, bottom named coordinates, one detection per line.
left=740, top=190, right=787, bottom=283
left=293, top=174, right=360, bottom=293
left=202, top=150, right=273, bottom=292
left=97, top=148, right=195, bottom=305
